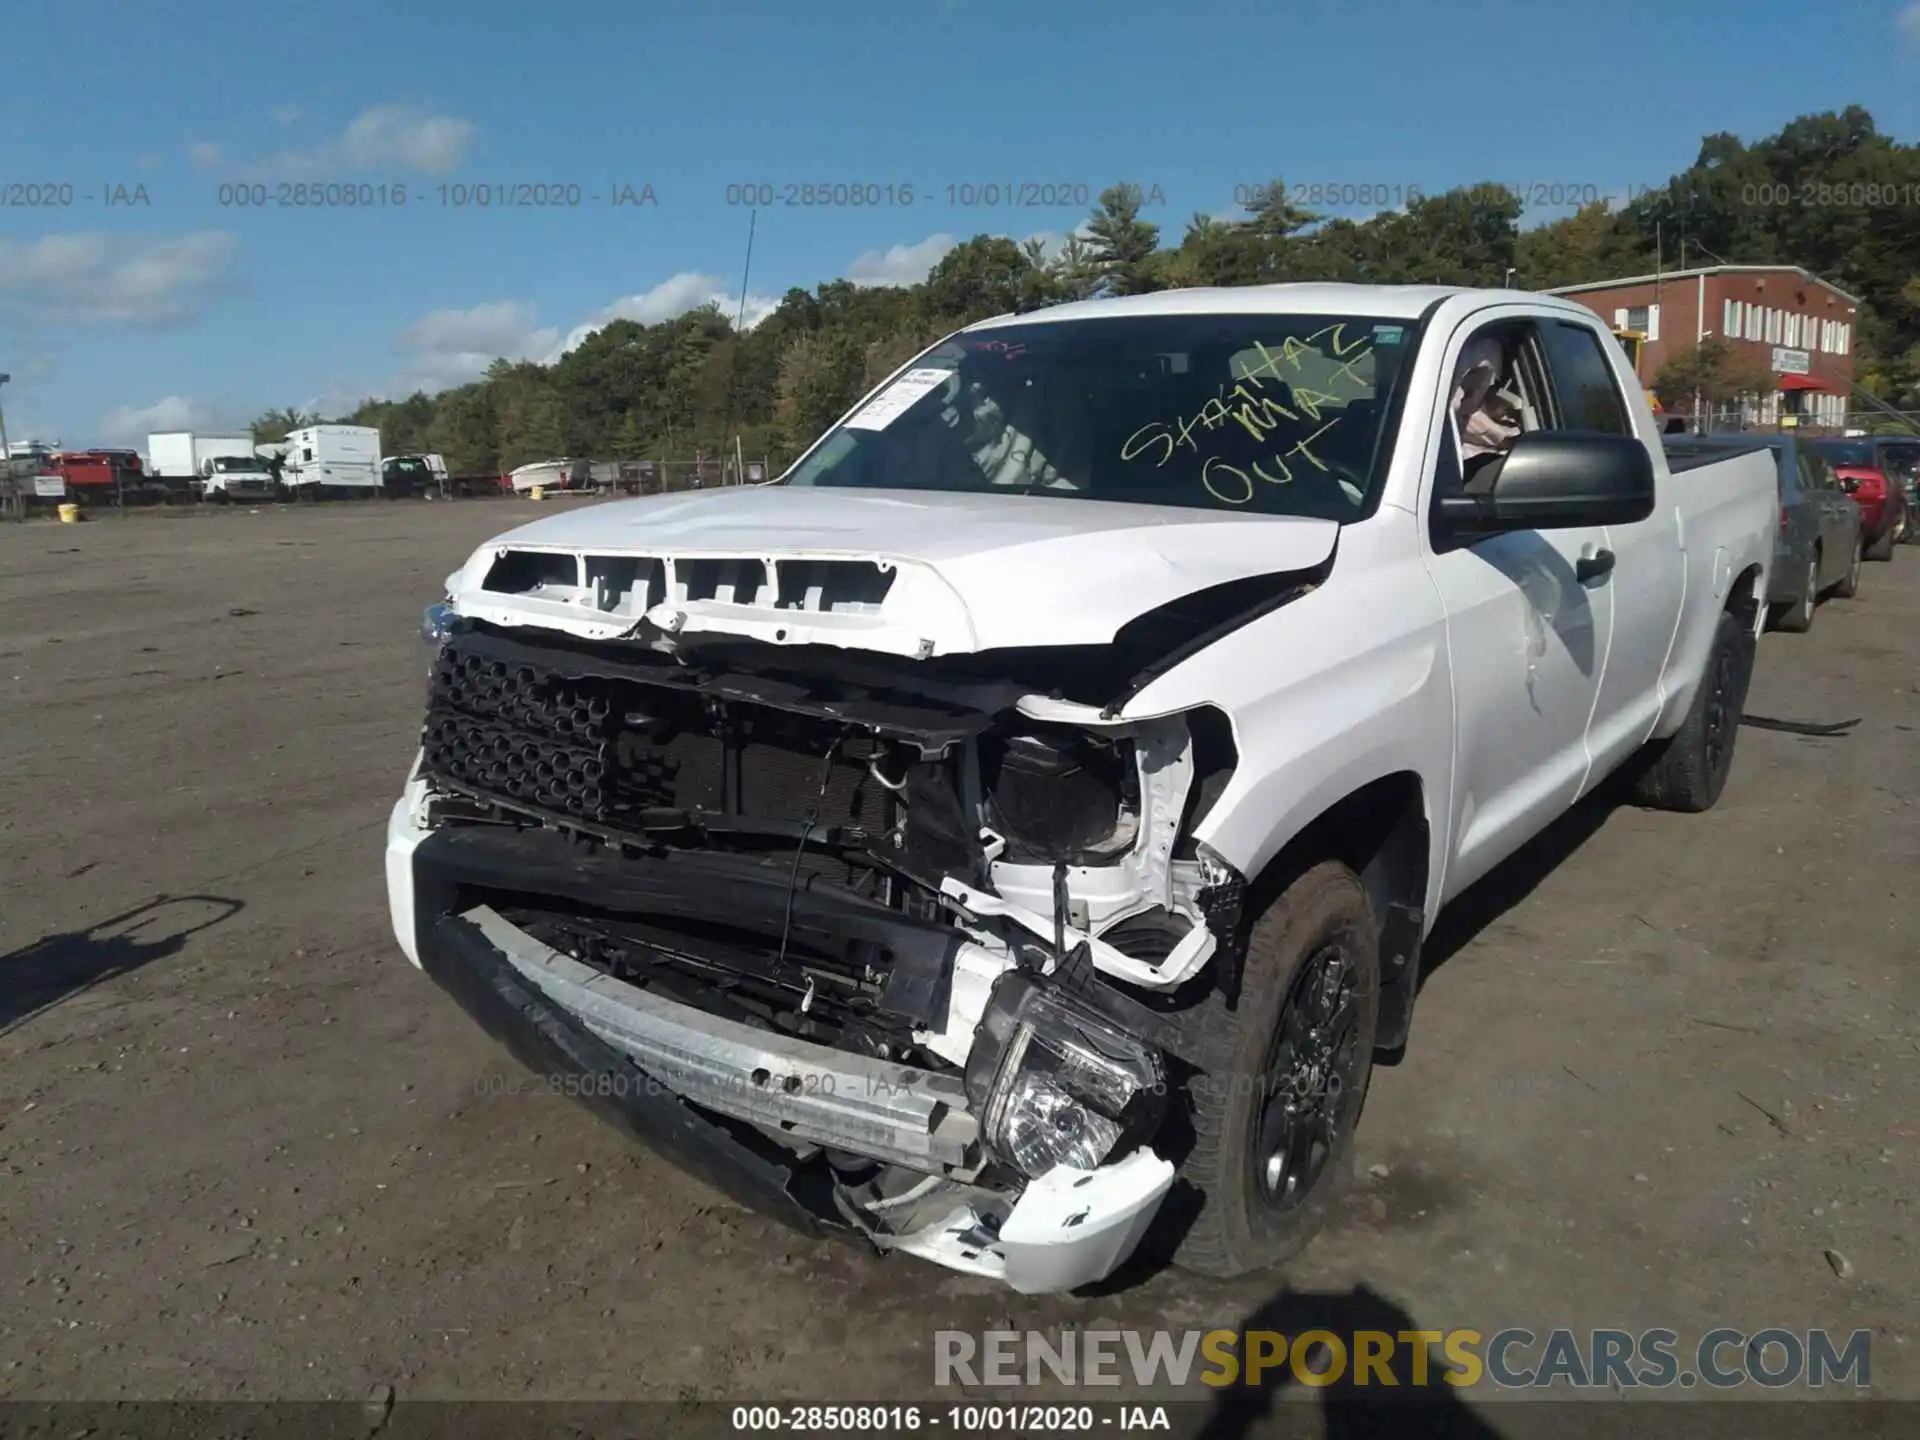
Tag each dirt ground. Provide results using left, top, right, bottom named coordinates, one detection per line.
left=1, top=500, right=1915, bottom=1415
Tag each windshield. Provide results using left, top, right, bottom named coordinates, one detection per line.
left=1876, top=444, right=1920, bottom=479
left=211, top=456, right=267, bottom=472
left=386, top=458, right=429, bottom=475
left=1812, top=440, right=1874, bottom=467
left=783, top=313, right=1417, bottom=519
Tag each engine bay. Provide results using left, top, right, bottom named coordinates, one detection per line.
left=416, top=618, right=1240, bottom=1078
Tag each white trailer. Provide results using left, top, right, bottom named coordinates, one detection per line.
left=282, top=425, right=382, bottom=496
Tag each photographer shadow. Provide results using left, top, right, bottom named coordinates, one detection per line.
left=1198, top=1282, right=1505, bottom=1440
left=0, top=894, right=244, bottom=1035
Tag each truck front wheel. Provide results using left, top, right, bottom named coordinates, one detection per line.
left=1174, top=861, right=1380, bottom=1279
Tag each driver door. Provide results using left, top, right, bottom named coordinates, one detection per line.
left=1424, top=319, right=1615, bottom=899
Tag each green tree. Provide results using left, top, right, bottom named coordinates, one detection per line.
left=1044, top=235, right=1105, bottom=302
left=920, top=236, right=1034, bottom=323
left=1514, top=199, right=1650, bottom=291
left=252, top=407, right=316, bottom=443
left=1654, top=338, right=1777, bottom=410
left=427, top=383, right=498, bottom=475
left=1085, top=184, right=1164, bottom=295
left=773, top=329, right=867, bottom=456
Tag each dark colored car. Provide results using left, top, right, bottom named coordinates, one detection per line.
left=1665, top=433, right=1862, bottom=632
left=1806, top=437, right=1913, bottom=559
left=1867, top=438, right=1920, bottom=546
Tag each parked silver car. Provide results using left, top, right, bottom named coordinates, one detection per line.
left=1665, top=434, right=1863, bottom=632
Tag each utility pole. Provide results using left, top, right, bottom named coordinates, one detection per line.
left=722, top=209, right=757, bottom=484
left=0, top=373, right=15, bottom=520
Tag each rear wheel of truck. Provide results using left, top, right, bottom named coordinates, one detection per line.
left=1774, top=554, right=1819, bottom=633
left=1174, top=861, right=1380, bottom=1279
left=1833, top=538, right=1862, bottom=599
left=1628, top=608, right=1754, bottom=814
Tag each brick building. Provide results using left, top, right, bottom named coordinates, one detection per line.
left=1546, top=265, right=1859, bottom=430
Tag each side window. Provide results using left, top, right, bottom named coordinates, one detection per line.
left=1796, top=450, right=1824, bottom=493
left=1440, top=322, right=1537, bottom=499
left=1538, top=321, right=1630, bottom=434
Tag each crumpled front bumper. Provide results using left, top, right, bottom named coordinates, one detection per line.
left=386, top=791, right=1175, bottom=1293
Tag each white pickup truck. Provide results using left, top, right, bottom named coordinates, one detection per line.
left=384, top=284, right=1775, bottom=1294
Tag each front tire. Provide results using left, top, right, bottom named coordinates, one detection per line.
left=1174, top=861, right=1380, bottom=1279
left=1866, top=525, right=1895, bottom=562
left=1629, top=608, right=1755, bottom=813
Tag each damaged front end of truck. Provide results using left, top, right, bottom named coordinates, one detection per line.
left=386, top=520, right=1330, bottom=1294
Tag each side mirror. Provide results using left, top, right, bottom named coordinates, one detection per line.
left=1436, top=431, right=1656, bottom=536
left=1839, top=476, right=1860, bottom=495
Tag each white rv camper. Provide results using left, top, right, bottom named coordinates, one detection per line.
left=281, top=425, right=382, bottom=496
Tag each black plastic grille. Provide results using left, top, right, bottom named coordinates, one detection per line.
left=425, top=647, right=619, bottom=819
left=423, top=634, right=889, bottom=833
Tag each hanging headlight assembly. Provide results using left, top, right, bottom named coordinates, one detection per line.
left=964, top=972, right=1166, bottom=1179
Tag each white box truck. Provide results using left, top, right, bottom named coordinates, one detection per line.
left=148, top=432, right=254, bottom=479
left=282, top=425, right=381, bottom=497
left=148, top=432, right=270, bottom=501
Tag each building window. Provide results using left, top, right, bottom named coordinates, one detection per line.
left=1723, top=299, right=1739, bottom=337
left=1789, top=313, right=1802, bottom=348
left=1624, top=305, right=1649, bottom=334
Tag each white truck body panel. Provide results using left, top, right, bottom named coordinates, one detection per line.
left=148, top=431, right=254, bottom=479
left=389, top=282, right=1776, bottom=1294
left=283, top=425, right=381, bottom=491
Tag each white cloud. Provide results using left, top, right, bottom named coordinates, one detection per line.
left=844, top=228, right=1093, bottom=286
left=233, top=104, right=476, bottom=179
left=1019, top=225, right=1096, bottom=261
left=1899, top=1, right=1920, bottom=39
left=400, top=300, right=557, bottom=360
left=334, top=105, right=473, bottom=173
left=846, top=233, right=958, bottom=287
left=552, top=273, right=779, bottom=357
left=312, top=276, right=781, bottom=415
left=97, top=395, right=253, bottom=446
left=99, top=395, right=203, bottom=444
left=392, top=299, right=560, bottom=392
left=0, top=231, right=240, bottom=328
left=187, top=141, right=223, bottom=169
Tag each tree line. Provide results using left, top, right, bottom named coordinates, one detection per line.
left=254, top=107, right=1920, bottom=471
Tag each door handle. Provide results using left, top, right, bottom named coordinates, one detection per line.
left=1576, top=548, right=1616, bottom=583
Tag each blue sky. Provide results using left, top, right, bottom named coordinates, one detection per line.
left=4, top=0, right=1918, bottom=449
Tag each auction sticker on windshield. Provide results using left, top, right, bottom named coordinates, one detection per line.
left=843, top=367, right=956, bottom=430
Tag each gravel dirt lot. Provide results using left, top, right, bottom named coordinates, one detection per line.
left=1, top=501, right=1915, bottom=1417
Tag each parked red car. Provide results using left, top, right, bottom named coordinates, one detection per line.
left=1808, top=438, right=1909, bottom=560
